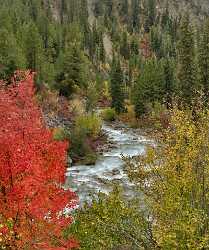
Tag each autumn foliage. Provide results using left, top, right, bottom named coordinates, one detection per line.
left=0, top=71, right=78, bottom=249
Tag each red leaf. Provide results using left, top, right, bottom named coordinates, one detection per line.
left=0, top=71, right=78, bottom=249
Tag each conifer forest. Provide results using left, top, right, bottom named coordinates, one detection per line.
left=0, top=0, right=209, bottom=249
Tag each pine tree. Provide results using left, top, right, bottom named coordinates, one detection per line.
left=144, top=0, right=156, bottom=33
left=163, top=58, right=175, bottom=107
left=99, top=32, right=105, bottom=63
left=68, top=0, right=79, bottom=23
left=177, top=14, right=196, bottom=105
left=134, top=59, right=164, bottom=117
left=60, top=0, right=67, bottom=24
left=148, top=0, right=156, bottom=27
left=55, top=43, right=88, bottom=97
left=86, top=82, right=98, bottom=113
left=120, top=31, right=130, bottom=60
left=0, top=28, right=25, bottom=81
left=130, top=35, right=139, bottom=55
left=89, top=30, right=95, bottom=61
left=198, top=18, right=209, bottom=100
left=92, top=21, right=100, bottom=61
left=104, top=0, right=113, bottom=17
left=110, top=57, right=125, bottom=114
left=94, top=1, right=104, bottom=18
left=161, top=3, right=170, bottom=29
left=37, top=14, right=50, bottom=49
left=79, top=0, right=90, bottom=49
left=134, top=85, right=146, bottom=118
left=29, top=0, right=39, bottom=22
left=131, top=0, right=140, bottom=33
left=150, top=26, right=163, bottom=58
left=120, top=0, right=128, bottom=17
left=24, top=22, right=43, bottom=72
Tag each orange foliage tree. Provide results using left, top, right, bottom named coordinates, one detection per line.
left=0, top=71, right=78, bottom=249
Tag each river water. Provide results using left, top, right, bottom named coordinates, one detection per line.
left=65, top=123, right=153, bottom=204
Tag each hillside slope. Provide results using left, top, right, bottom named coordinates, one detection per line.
left=159, top=0, right=209, bottom=20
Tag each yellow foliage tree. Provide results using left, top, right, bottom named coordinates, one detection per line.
left=126, top=108, right=209, bottom=249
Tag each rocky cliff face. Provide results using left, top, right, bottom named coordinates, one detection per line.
left=159, top=0, right=209, bottom=20
left=44, top=0, right=209, bottom=25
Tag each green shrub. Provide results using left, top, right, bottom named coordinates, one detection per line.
left=69, top=128, right=98, bottom=165
left=75, top=114, right=102, bottom=138
left=65, top=187, right=152, bottom=249
left=69, top=128, right=93, bottom=162
left=101, top=108, right=116, bottom=122
left=84, top=152, right=97, bottom=165
left=53, top=127, right=70, bottom=141
left=148, top=102, right=169, bottom=129
left=69, top=114, right=101, bottom=164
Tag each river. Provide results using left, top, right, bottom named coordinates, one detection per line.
left=65, top=123, right=153, bottom=204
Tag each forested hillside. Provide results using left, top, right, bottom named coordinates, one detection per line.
left=0, top=0, right=209, bottom=249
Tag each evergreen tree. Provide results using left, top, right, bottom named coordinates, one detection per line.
left=150, top=26, right=163, bottom=58
left=148, top=0, right=156, bottom=27
left=29, top=0, right=40, bottom=22
left=111, top=17, right=121, bottom=45
left=131, top=0, right=140, bottom=33
left=198, top=18, right=209, bottom=100
left=63, top=23, right=84, bottom=50
left=0, top=28, right=25, bottom=81
left=130, top=35, right=139, bottom=55
left=128, top=54, right=141, bottom=85
left=55, top=43, right=89, bottom=97
left=89, top=30, right=96, bottom=61
left=86, top=82, right=98, bottom=113
left=134, top=85, right=146, bottom=117
left=0, top=5, right=13, bottom=32
left=99, top=32, right=105, bottom=63
left=24, top=22, right=43, bottom=72
left=163, top=58, right=175, bottom=107
left=161, top=3, right=170, bottom=29
left=134, top=59, right=164, bottom=117
left=79, top=0, right=90, bottom=49
left=92, top=21, right=100, bottom=60
left=104, top=0, right=113, bottom=17
left=144, top=0, right=156, bottom=32
left=110, top=57, right=125, bottom=113
left=120, top=31, right=130, bottom=60
left=120, top=0, right=128, bottom=17
left=68, top=0, right=80, bottom=23
left=177, top=15, right=196, bottom=105
left=37, top=13, right=51, bottom=49
left=94, top=2, right=104, bottom=18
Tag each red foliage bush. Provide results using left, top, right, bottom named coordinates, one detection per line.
left=0, top=71, right=78, bottom=249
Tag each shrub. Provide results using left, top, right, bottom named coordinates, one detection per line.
left=69, top=97, right=85, bottom=117
left=101, top=108, right=116, bottom=122
left=118, top=105, right=137, bottom=128
left=86, top=82, right=99, bottom=112
left=148, top=102, right=169, bottom=129
left=84, top=152, right=97, bottom=165
left=65, top=187, right=152, bottom=249
left=70, top=114, right=102, bottom=164
left=75, top=114, right=102, bottom=138
left=53, top=127, right=70, bottom=141
left=70, top=128, right=89, bottom=158
left=69, top=127, right=98, bottom=165
left=37, top=87, right=59, bottom=115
